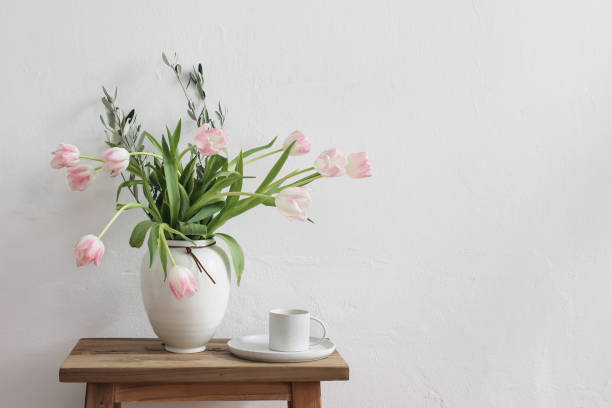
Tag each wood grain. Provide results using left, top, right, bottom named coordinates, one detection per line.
left=84, top=383, right=115, bottom=408
left=59, top=338, right=349, bottom=383
left=292, top=382, right=322, bottom=408
left=114, top=382, right=291, bottom=402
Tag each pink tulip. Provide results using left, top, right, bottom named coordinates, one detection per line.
left=168, top=265, right=199, bottom=299
left=275, top=187, right=311, bottom=222
left=346, top=152, right=372, bottom=178
left=195, top=123, right=229, bottom=155
left=67, top=165, right=95, bottom=191
left=50, top=144, right=80, bottom=169
left=282, top=130, right=311, bottom=156
left=75, top=235, right=105, bottom=267
left=314, top=148, right=347, bottom=177
left=101, top=147, right=130, bottom=177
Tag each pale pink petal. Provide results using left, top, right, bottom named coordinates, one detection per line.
left=75, top=235, right=105, bottom=267
left=67, top=166, right=95, bottom=191
left=275, top=187, right=311, bottom=221
left=282, top=130, right=311, bottom=156
left=51, top=144, right=80, bottom=169
left=346, top=152, right=372, bottom=178
left=195, top=125, right=229, bottom=156
left=314, top=149, right=346, bottom=177
left=168, top=265, right=199, bottom=299
left=101, top=147, right=130, bottom=177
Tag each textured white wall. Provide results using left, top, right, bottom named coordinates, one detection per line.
left=2, top=0, right=612, bottom=407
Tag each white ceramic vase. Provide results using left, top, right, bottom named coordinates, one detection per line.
left=140, top=239, right=231, bottom=353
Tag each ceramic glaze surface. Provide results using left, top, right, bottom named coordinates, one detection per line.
left=140, top=240, right=231, bottom=353
left=269, top=309, right=327, bottom=351
left=228, top=334, right=336, bottom=363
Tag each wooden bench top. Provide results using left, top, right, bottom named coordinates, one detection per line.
left=59, top=338, right=349, bottom=383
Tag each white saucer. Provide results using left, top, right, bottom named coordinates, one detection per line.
left=228, top=334, right=336, bottom=363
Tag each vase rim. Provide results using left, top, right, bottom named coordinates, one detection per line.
left=166, top=239, right=216, bottom=247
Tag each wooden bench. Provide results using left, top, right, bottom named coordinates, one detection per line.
left=59, top=338, right=349, bottom=407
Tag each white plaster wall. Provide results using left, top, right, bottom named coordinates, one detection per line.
left=2, top=0, right=612, bottom=406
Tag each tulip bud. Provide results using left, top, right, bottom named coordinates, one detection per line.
left=275, top=187, right=311, bottom=222
left=101, top=147, right=130, bottom=177
left=346, top=152, right=372, bottom=179
left=168, top=265, right=199, bottom=299
left=75, top=235, right=105, bottom=266
left=67, top=165, right=95, bottom=191
left=195, top=123, right=229, bottom=156
left=51, top=144, right=80, bottom=169
left=282, top=130, right=311, bottom=156
left=314, top=148, right=347, bottom=177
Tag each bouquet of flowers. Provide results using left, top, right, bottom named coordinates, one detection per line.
left=51, top=54, right=371, bottom=299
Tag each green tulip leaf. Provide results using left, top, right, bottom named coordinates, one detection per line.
left=129, top=220, right=155, bottom=248
left=215, top=232, right=245, bottom=285
left=147, top=224, right=159, bottom=268
left=178, top=222, right=208, bottom=237
left=228, top=136, right=277, bottom=168
left=188, top=201, right=225, bottom=223
left=161, top=136, right=180, bottom=227
left=255, top=140, right=295, bottom=193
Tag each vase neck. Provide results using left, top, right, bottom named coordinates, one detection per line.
left=166, top=239, right=215, bottom=248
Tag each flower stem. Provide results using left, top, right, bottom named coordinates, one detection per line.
left=130, top=152, right=162, bottom=160
left=159, top=230, right=176, bottom=266
left=167, top=246, right=176, bottom=266
left=98, top=203, right=149, bottom=239
left=281, top=174, right=323, bottom=190
left=80, top=155, right=104, bottom=163
left=266, top=167, right=315, bottom=191
left=174, top=69, right=196, bottom=111
left=178, top=145, right=197, bottom=161
left=244, top=148, right=284, bottom=165
left=212, top=191, right=274, bottom=201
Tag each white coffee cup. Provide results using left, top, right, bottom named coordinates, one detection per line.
left=268, top=309, right=327, bottom=352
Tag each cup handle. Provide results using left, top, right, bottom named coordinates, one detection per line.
left=309, top=316, right=328, bottom=347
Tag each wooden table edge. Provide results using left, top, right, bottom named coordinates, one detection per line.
left=59, top=367, right=350, bottom=383
left=58, top=338, right=349, bottom=383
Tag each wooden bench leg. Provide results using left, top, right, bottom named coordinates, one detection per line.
left=84, top=383, right=119, bottom=408
left=291, top=382, right=321, bottom=408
